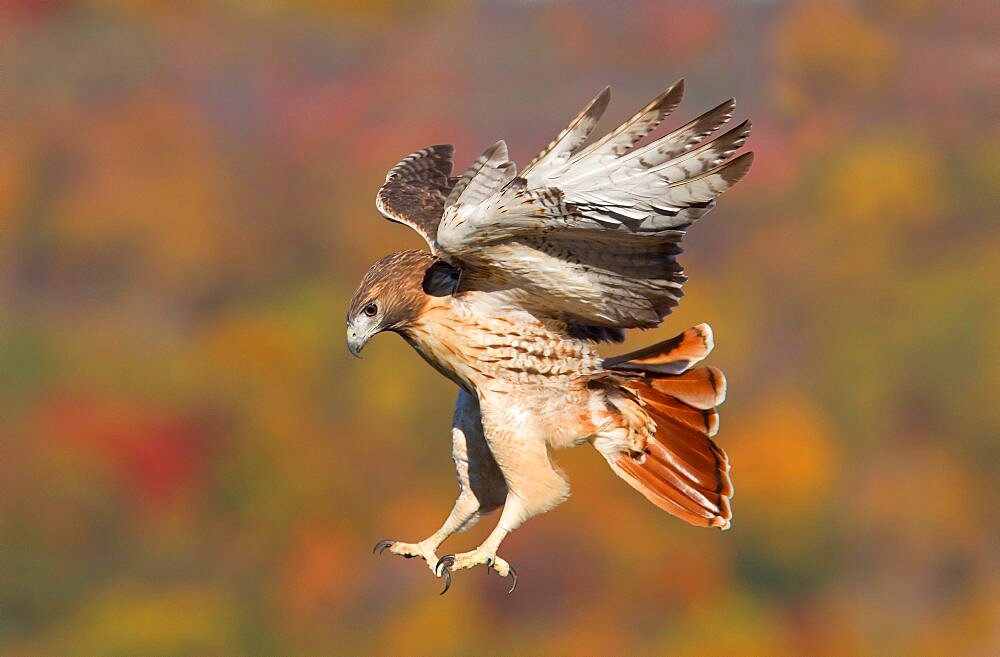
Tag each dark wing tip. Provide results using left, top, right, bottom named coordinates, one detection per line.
left=735, top=118, right=752, bottom=137
left=594, top=85, right=613, bottom=112
left=721, top=151, right=754, bottom=186
left=659, top=78, right=685, bottom=109
left=710, top=98, right=737, bottom=124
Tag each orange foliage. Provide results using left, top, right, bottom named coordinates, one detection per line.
left=727, top=393, right=839, bottom=527
left=2, top=1, right=997, bottom=655
left=775, top=2, right=896, bottom=100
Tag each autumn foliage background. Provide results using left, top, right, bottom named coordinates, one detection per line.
left=2, top=1, right=998, bottom=655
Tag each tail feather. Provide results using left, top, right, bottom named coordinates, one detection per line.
left=611, top=457, right=719, bottom=528
left=650, top=366, right=726, bottom=410
left=602, top=324, right=733, bottom=529
left=646, top=418, right=721, bottom=483
left=641, top=390, right=720, bottom=437
left=602, top=323, right=714, bottom=375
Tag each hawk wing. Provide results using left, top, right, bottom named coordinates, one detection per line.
left=433, top=80, right=752, bottom=330
left=375, top=144, right=455, bottom=252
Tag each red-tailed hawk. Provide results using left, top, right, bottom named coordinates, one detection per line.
left=348, top=81, right=751, bottom=593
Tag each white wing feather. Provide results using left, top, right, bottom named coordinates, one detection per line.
left=433, top=84, right=753, bottom=330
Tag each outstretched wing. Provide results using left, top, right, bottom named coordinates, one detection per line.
left=375, top=144, right=456, bottom=252
left=435, top=82, right=753, bottom=330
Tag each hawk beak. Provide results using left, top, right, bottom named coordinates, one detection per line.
left=347, top=327, right=367, bottom=358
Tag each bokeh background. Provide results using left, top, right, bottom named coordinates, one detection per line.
left=2, top=1, right=998, bottom=655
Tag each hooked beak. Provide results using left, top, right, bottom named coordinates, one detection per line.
left=347, top=327, right=368, bottom=358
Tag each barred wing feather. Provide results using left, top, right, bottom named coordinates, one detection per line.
left=435, top=83, right=753, bottom=329
left=374, top=144, right=455, bottom=253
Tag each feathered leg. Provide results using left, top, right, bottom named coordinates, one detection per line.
left=375, top=390, right=506, bottom=574
left=436, top=397, right=570, bottom=593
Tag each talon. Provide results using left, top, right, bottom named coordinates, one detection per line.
left=373, top=539, right=394, bottom=555
left=434, top=554, right=455, bottom=577
left=506, top=564, right=517, bottom=594
left=435, top=555, right=455, bottom=595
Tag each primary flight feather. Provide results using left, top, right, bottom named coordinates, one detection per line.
left=348, top=81, right=752, bottom=594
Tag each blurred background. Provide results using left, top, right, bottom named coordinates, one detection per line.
left=2, top=0, right=998, bottom=655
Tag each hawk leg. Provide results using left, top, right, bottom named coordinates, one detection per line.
left=374, top=390, right=506, bottom=576
left=433, top=497, right=525, bottom=594
left=373, top=490, right=480, bottom=574
left=436, top=398, right=570, bottom=594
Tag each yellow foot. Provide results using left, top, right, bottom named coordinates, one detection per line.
left=434, top=549, right=517, bottom=595
left=373, top=539, right=441, bottom=575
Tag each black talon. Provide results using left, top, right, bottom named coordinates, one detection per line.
left=506, top=564, right=517, bottom=594
left=434, top=554, right=455, bottom=576
left=435, top=555, right=456, bottom=595
left=373, top=539, right=394, bottom=555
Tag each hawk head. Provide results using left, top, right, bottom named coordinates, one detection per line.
left=346, top=249, right=460, bottom=356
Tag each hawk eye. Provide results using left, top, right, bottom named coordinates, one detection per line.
left=362, top=302, right=378, bottom=317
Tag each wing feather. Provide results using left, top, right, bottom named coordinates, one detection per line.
left=618, top=98, right=737, bottom=172
left=390, top=84, right=753, bottom=331
left=375, top=145, right=455, bottom=251
left=521, top=87, right=611, bottom=180
left=445, top=140, right=515, bottom=217
left=567, top=79, right=685, bottom=165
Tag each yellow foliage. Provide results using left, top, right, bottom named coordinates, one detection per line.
left=1, top=2, right=995, bottom=654
left=197, top=313, right=320, bottom=394
left=221, top=0, right=462, bottom=24
left=377, top=590, right=485, bottom=656
left=51, top=584, right=237, bottom=656
left=775, top=2, right=896, bottom=99
left=666, top=588, right=782, bottom=657
left=815, top=136, right=946, bottom=278
left=771, top=76, right=810, bottom=117
left=50, top=91, right=234, bottom=288
left=0, top=132, right=31, bottom=247
left=822, top=137, right=944, bottom=229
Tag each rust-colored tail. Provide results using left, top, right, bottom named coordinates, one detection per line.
left=604, top=324, right=733, bottom=529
